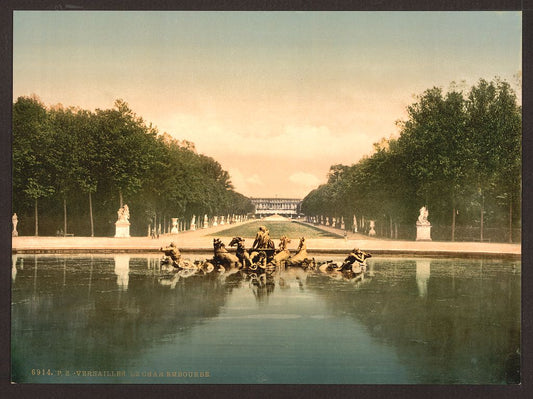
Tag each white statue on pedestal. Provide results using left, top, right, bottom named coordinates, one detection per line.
left=117, top=204, right=130, bottom=222
left=115, top=204, right=131, bottom=238
left=417, top=206, right=430, bottom=225
left=203, top=214, right=208, bottom=228
left=416, top=205, right=432, bottom=241
left=171, top=218, right=179, bottom=234
left=190, top=215, right=196, bottom=231
left=12, top=213, right=18, bottom=237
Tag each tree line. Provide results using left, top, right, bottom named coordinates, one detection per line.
left=301, top=79, right=521, bottom=242
left=13, top=96, right=254, bottom=236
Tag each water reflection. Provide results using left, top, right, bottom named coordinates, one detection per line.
left=415, top=259, right=431, bottom=298
left=248, top=272, right=275, bottom=303
left=278, top=267, right=307, bottom=291
left=114, top=254, right=130, bottom=290
left=11, top=254, right=520, bottom=384
left=12, top=254, right=18, bottom=281
left=306, top=258, right=521, bottom=384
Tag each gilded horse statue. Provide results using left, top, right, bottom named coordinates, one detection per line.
left=229, top=236, right=252, bottom=269
left=272, top=235, right=291, bottom=266
left=228, top=235, right=275, bottom=272
left=213, top=238, right=240, bottom=268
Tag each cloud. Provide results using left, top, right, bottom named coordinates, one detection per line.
left=288, top=172, right=321, bottom=187
left=246, top=174, right=263, bottom=185
left=159, top=114, right=376, bottom=166
left=228, top=168, right=263, bottom=195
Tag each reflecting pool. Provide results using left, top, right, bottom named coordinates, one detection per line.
left=11, top=254, right=520, bottom=384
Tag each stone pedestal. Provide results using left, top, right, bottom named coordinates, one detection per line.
left=115, top=221, right=130, bottom=238
left=416, top=223, right=432, bottom=241
left=171, top=218, right=179, bottom=234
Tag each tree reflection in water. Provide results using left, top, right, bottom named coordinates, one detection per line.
left=11, top=254, right=520, bottom=384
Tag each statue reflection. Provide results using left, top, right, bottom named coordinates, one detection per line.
left=415, top=259, right=431, bottom=298
left=248, top=272, right=275, bottom=303
left=278, top=267, right=308, bottom=291
left=159, top=267, right=198, bottom=289
left=114, top=254, right=130, bottom=291
left=12, top=254, right=18, bottom=281
left=367, top=259, right=375, bottom=277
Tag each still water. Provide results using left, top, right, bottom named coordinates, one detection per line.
left=11, top=253, right=520, bottom=384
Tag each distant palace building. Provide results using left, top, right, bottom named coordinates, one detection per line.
left=250, top=197, right=302, bottom=217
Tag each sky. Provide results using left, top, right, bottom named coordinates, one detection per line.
left=13, top=11, right=522, bottom=198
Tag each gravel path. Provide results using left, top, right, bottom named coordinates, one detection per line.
left=12, top=219, right=521, bottom=258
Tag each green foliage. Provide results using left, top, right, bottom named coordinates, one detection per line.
left=12, top=97, right=253, bottom=236
left=301, top=78, right=521, bottom=241
left=13, top=96, right=56, bottom=204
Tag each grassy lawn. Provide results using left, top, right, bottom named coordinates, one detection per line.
left=210, top=220, right=341, bottom=239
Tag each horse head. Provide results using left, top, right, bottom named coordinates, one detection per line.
left=213, top=238, right=224, bottom=251
left=229, top=236, right=244, bottom=247
left=278, top=235, right=291, bottom=250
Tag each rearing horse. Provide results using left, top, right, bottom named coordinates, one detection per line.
left=272, top=235, right=291, bottom=266
left=229, top=236, right=252, bottom=269
left=213, top=238, right=240, bottom=268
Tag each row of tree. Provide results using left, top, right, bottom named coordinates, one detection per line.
left=301, top=79, right=521, bottom=242
left=13, top=96, right=254, bottom=236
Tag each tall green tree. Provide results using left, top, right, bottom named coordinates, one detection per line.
left=301, top=78, right=521, bottom=242
left=94, top=99, right=157, bottom=207
left=397, top=86, right=470, bottom=239
left=48, top=105, right=85, bottom=235
left=466, top=79, right=521, bottom=241
left=467, top=79, right=522, bottom=240
left=13, top=96, right=55, bottom=235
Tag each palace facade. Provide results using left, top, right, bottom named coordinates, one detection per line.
left=250, top=198, right=302, bottom=217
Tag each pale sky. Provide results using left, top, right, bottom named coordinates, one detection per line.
left=13, top=11, right=522, bottom=198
